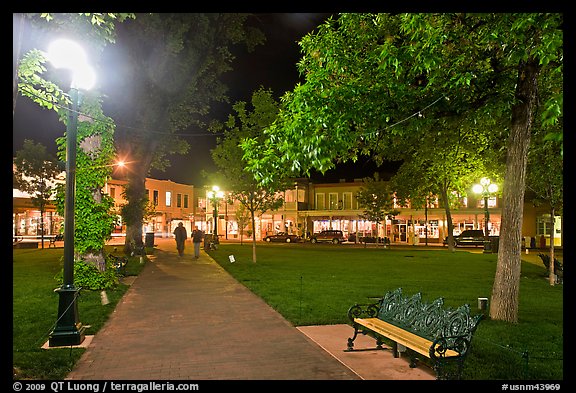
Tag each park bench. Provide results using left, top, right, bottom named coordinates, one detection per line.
left=109, top=254, right=128, bottom=276
left=346, top=287, right=483, bottom=380
left=537, top=253, right=563, bottom=284
left=49, top=234, right=64, bottom=248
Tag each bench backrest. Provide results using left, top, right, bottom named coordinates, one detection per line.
left=377, top=288, right=482, bottom=344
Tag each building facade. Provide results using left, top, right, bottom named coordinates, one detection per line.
left=13, top=176, right=562, bottom=248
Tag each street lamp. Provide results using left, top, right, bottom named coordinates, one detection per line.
left=47, top=39, right=96, bottom=347
left=473, top=177, right=498, bottom=254
left=207, top=186, right=224, bottom=239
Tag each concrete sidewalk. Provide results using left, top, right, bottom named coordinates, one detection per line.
left=65, top=238, right=433, bottom=380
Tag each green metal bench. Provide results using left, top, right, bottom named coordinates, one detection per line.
left=537, top=253, right=563, bottom=284
left=109, top=254, right=128, bottom=276
left=49, top=234, right=64, bottom=248
left=346, top=287, right=483, bottom=380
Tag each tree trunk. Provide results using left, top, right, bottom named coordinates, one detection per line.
left=122, top=138, right=158, bottom=255
left=40, top=206, right=45, bottom=249
left=548, top=206, right=556, bottom=286
left=440, top=185, right=455, bottom=252
left=425, top=200, right=429, bottom=246
left=13, top=13, right=24, bottom=117
left=489, top=59, right=540, bottom=323
left=123, top=173, right=147, bottom=255
left=250, top=204, right=257, bottom=263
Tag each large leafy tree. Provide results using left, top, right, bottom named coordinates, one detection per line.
left=13, top=139, right=62, bottom=248
left=242, top=13, right=562, bottom=323
left=211, top=87, right=287, bottom=262
left=102, top=13, right=265, bottom=255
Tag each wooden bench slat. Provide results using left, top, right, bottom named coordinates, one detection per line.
left=355, top=318, right=459, bottom=358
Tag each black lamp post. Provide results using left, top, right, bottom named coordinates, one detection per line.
left=207, top=186, right=224, bottom=239
left=47, top=39, right=95, bottom=347
left=473, top=177, right=498, bottom=254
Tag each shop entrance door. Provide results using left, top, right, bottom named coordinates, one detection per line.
left=392, top=220, right=407, bottom=242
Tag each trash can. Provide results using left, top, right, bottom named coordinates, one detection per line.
left=145, top=232, right=155, bottom=248
left=490, top=237, right=499, bottom=252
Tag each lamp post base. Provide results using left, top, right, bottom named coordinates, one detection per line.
left=49, top=286, right=85, bottom=347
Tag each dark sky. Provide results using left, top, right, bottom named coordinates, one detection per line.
left=13, top=13, right=396, bottom=187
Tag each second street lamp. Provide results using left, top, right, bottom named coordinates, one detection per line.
left=47, top=39, right=96, bottom=347
left=207, top=186, right=224, bottom=241
left=472, top=177, right=498, bottom=254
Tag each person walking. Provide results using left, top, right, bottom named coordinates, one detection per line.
left=192, top=226, right=204, bottom=259
left=173, top=222, right=188, bottom=257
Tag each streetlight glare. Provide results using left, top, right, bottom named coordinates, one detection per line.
left=47, top=39, right=88, bottom=70
left=472, top=184, right=484, bottom=194
left=47, top=39, right=96, bottom=90
left=208, top=186, right=224, bottom=200
left=480, top=177, right=490, bottom=186
left=488, top=183, right=498, bottom=193
left=71, top=65, right=96, bottom=90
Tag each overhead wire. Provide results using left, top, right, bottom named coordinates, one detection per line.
left=18, top=85, right=447, bottom=140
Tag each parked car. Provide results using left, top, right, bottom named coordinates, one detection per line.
left=443, top=229, right=499, bottom=247
left=309, top=230, right=347, bottom=244
left=263, top=232, right=301, bottom=243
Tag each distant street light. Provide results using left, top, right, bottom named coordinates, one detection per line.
left=47, top=39, right=96, bottom=347
left=78, top=159, right=128, bottom=172
left=207, top=186, right=224, bottom=239
left=473, top=177, right=498, bottom=254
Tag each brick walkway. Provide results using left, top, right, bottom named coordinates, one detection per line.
left=65, top=239, right=360, bottom=380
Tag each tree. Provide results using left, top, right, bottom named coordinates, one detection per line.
left=54, top=93, right=118, bottom=270
left=389, top=115, right=503, bottom=251
left=14, top=14, right=140, bottom=291
left=102, top=13, right=265, bottom=255
left=14, top=12, right=134, bottom=262
left=233, top=203, right=251, bottom=245
left=13, top=139, right=62, bottom=248
left=355, top=173, right=394, bottom=246
left=242, top=13, right=562, bottom=323
left=526, top=132, right=563, bottom=285
left=211, top=87, right=287, bottom=262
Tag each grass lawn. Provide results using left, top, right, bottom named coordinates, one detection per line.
left=13, top=243, right=562, bottom=380
left=12, top=246, right=146, bottom=380
left=206, top=243, right=563, bottom=380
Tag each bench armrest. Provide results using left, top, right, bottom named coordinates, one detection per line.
left=347, top=303, right=380, bottom=323
left=430, top=335, right=471, bottom=360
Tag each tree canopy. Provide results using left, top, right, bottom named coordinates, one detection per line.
left=100, top=13, right=265, bottom=253
left=241, top=13, right=563, bottom=322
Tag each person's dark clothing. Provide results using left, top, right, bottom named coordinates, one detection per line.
left=192, top=229, right=203, bottom=258
left=174, top=224, right=187, bottom=257
left=192, top=229, right=203, bottom=243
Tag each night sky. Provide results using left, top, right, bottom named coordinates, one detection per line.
left=13, top=13, right=396, bottom=187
